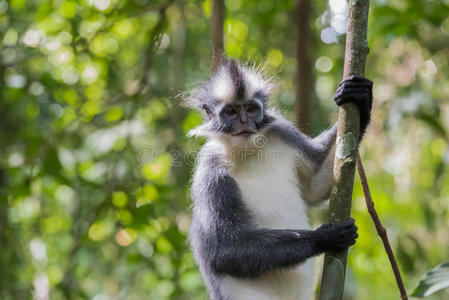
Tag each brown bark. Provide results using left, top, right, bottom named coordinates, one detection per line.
left=319, top=0, right=371, bottom=299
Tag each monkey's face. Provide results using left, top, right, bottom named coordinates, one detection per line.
left=218, top=100, right=263, bottom=137
left=185, top=58, right=274, bottom=140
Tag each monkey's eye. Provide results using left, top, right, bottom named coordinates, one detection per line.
left=224, top=107, right=238, bottom=118
left=246, top=104, right=258, bottom=115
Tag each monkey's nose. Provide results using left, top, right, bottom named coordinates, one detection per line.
left=239, top=109, right=248, bottom=124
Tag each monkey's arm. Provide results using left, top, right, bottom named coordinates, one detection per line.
left=210, top=222, right=356, bottom=278
left=302, top=124, right=338, bottom=205
left=304, top=76, right=373, bottom=204
left=190, top=151, right=357, bottom=278
left=265, top=76, right=372, bottom=205
left=265, top=116, right=337, bottom=205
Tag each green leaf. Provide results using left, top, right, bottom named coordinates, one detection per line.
left=412, top=262, right=449, bottom=297
left=43, top=148, right=63, bottom=176
left=415, top=111, right=447, bottom=139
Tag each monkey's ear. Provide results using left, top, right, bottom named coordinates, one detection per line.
left=202, top=104, right=212, bottom=114
left=202, top=104, right=213, bottom=120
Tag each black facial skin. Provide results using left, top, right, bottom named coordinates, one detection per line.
left=219, top=100, right=263, bottom=136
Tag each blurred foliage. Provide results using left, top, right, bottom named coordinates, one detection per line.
left=412, top=262, right=449, bottom=297
left=1, top=0, right=449, bottom=299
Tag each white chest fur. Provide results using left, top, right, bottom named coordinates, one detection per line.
left=223, top=137, right=315, bottom=300
left=229, top=137, right=310, bottom=230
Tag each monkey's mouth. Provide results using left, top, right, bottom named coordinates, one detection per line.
left=232, top=130, right=256, bottom=136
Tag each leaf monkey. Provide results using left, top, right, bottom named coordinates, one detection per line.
left=184, top=58, right=373, bottom=300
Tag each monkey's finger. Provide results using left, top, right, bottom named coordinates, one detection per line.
left=339, top=233, right=357, bottom=243
left=335, top=85, right=372, bottom=93
left=339, top=218, right=355, bottom=226
left=335, top=219, right=355, bottom=231
left=345, top=232, right=359, bottom=240
left=342, top=222, right=356, bottom=231
left=340, top=228, right=357, bottom=239
left=338, top=79, right=373, bottom=87
left=335, top=92, right=370, bottom=105
left=345, top=217, right=355, bottom=224
left=334, top=87, right=372, bottom=100
left=335, top=85, right=373, bottom=94
left=337, top=231, right=357, bottom=241
left=319, top=223, right=333, bottom=230
left=343, top=224, right=358, bottom=233
left=339, top=76, right=373, bottom=86
left=336, top=83, right=373, bottom=94
left=336, top=237, right=356, bottom=248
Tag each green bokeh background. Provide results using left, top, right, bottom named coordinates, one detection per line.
left=1, top=0, right=449, bottom=299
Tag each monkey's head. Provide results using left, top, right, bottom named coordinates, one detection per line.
left=185, top=58, right=275, bottom=141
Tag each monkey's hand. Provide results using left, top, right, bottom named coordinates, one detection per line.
left=314, top=218, right=358, bottom=253
left=334, top=76, right=373, bottom=138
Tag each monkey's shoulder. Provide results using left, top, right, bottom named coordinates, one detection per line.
left=191, top=141, right=231, bottom=189
left=263, top=113, right=312, bottom=152
left=195, top=141, right=228, bottom=167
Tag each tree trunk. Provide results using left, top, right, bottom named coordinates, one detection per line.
left=319, top=1, right=370, bottom=299
left=295, top=0, right=313, bottom=134
left=212, top=0, right=225, bottom=71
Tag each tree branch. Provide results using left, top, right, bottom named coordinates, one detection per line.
left=319, top=0, right=370, bottom=299
left=356, top=153, right=408, bottom=300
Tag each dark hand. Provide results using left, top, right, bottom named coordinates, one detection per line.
left=334, top=76, right=373, bottom=138
left=314, top=218, right=358, bottom=253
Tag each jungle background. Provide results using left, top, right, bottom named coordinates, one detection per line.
left=2, top=0, right=449, bottom=299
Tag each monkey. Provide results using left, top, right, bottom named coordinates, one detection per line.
left=184, top=58, right=373, bottom=300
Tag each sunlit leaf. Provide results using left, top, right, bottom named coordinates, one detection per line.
left=116, top=209, right=132, bottom=225
left=267, top=48, right=283, bottom=67
left=136, top=185, right=159, bottom=207
left=112, top=191, right=128, bottom=207
left=43, top=149, right=63, bottom=176
left=156, top=237, right=173, bottom=254
left=141, top=154, right=171, bottom=184
left=60, top=1, right=77, bottom=19
left=88, top=222, right=106, bottom=241
left=116, top=228, right=137, bottom=247
left=412, top=263, right=449, bottom=297
left=105, top=107, right=123, bottom=122
left=182, top=111, right=202, bottom=134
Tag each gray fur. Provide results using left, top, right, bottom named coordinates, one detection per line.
left=187, top=59, right=370, bottom=299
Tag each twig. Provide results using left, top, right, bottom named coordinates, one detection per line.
left=356, top=152, right=408, bottom=300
